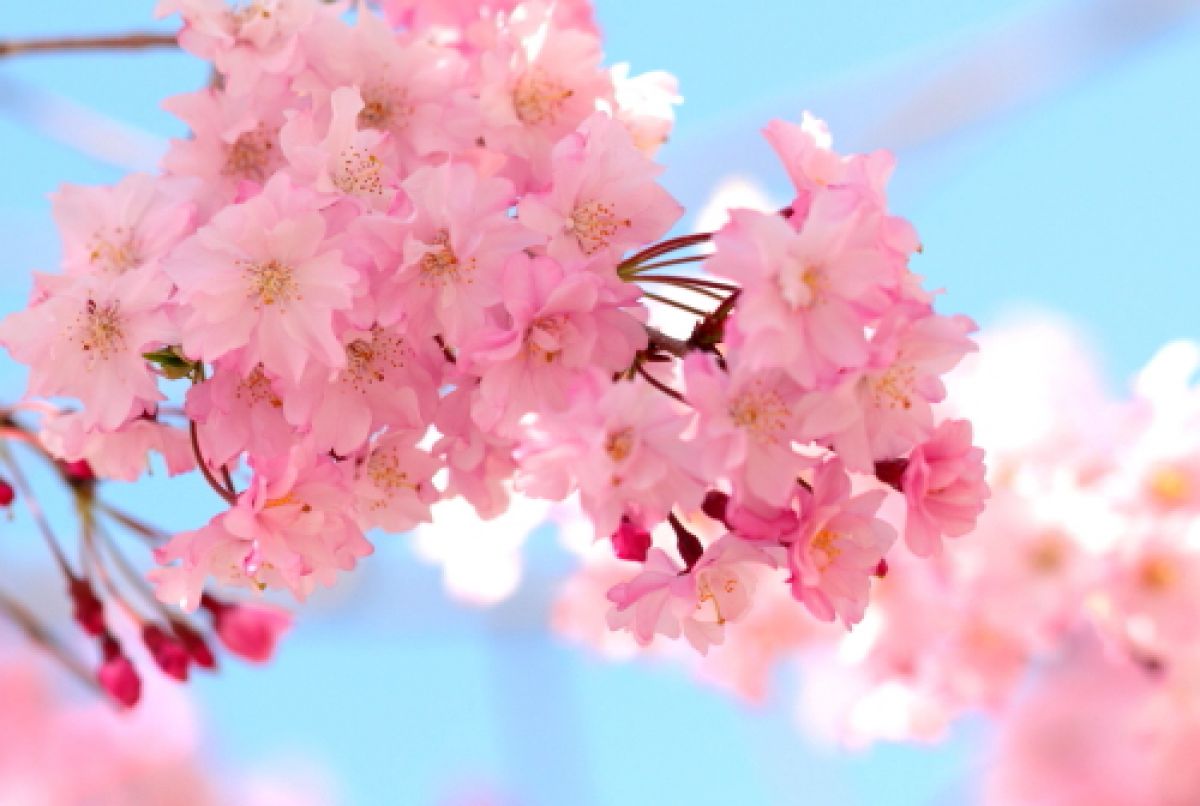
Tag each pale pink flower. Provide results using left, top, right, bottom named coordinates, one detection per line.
left=165, top=173, right=360, bottom=382
left=159, top=0, right=324, bottom=93
left=162, top=78, right=294, bottom=210
left=516, top=373, right=704, bottom=538
left=351, top=429, right=442, bottom=533
left=611, top=65, right=680, bottom=156
left=390, top=162, right=537, bottom=343
left=185, top=358, right=296, bottom=468
left=478, top=4, right=613, bottom=184
left=518, top=112, right=682, bottom=262
left=152, top=447, right=373, bottom=609
left=432, top=385, right=519, bottom=519
left=682, top=352, right=813, bottom=505
left=823, top=304, right=978, bottom=471
left=711, top=199, right=893, bottom=388
left=282, top=322, right=438, bottom=456
left=280, top=86, right=396, bottom=211
left=297, top=10, right=475, bottom=169
left=0, top=270, right=173, bottom=431
left=606, top=536, right=775, bottom=653
left=788, top=458, right=896, bottom=626
left=901, top=418, right=989, bottom=557
left=40, top=411, right=194, bottom=482
left=52, top=173, right=194, bottom=279
left=467, top=253, right=646, bottom=432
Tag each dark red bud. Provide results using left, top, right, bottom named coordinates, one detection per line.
left=611, top=517, right=652, bottom=562
left=172, top=622, right=217, bottom=671
left=669, top=513, right=704, bottom=571
left=874, top=559, right=889, bottom=578
left=60, top=459, right=96, bottom=485
left=0, top=478, right=14, bottom=507
left=874, top=459, right=909, bottom=492
left=142, top=624, right=191, bottom=682
left=701, top=490, right=731, bottom=527
left=68, top=578, right=105, bottom=637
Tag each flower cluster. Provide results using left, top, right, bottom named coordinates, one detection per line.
left=558, top=318, right=1200, bottom=803
left=0, top=0, right=985, bottom=676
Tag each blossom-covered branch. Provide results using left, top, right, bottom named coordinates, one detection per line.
left=0, top=0, right=988, bottom=700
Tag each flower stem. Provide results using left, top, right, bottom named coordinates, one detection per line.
left=189, top=420, right=236, bottom=506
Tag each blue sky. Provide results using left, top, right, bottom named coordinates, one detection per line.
left=0, top=2, right=1197, bottom=804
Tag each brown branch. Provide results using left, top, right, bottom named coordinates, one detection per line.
left=189, top=420, right=237, bottom=506
left=0, top=32, right=178, bottom=59
left=644, top=326, right=690, bottom=358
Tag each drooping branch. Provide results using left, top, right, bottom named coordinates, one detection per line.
left=0, top=32, right=177, bottom=59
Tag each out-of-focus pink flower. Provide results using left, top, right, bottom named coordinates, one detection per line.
left=900, top=418, right=989, bottom=557
left=202, top=595, right=292, bottom=664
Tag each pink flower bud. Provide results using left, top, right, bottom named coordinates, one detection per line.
left=0, top=478, right=14, bottom=507
left=68, top=578, right=105, bottom=637
left=98, top=636, right=141, bottom=709
left=60, top=459, right=96, bottom=484
left=203, top=596, right=291, bottom=663
left=172, top=622, right=217, bottom=671
left=141, top=624, right=191, bottom=682
left=611, top=517, right=652, bottom=562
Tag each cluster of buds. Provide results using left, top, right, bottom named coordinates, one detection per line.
left=0, top=0, right=987, bottom=695
left=0, top=414, right=290, bottom=708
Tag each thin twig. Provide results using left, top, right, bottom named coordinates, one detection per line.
left=636, top=364, right=687, bottom=404
left=644, top=326, right=691, bottom=358
left=637, top=274, right=739, bottom=292
left=189, top=421, right=236, bottom=506
left=624, top=254, right=710, bottom=275
left=0, top=588, right=98, bottom=693
left=0, top=32, right=178, bottom=59
left=0, top=443, right=72, bottom=576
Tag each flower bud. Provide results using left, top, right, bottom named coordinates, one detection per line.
left=202, top=595, right=291, bottom=663
left=172, top=622, right=217, bottom=671
left=68, top=578, right=105, bottom=637
left=0, top=477, right=14, bottom=507
left=142, top=624, right=191, bottom=682
left=98, top=636, right=141, bottom=709
left=611, top=517, right=652, bottom=562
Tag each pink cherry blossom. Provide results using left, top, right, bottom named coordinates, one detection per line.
left=682, top=352, right=815, bottom=505
left=516, top=373, right=704, bottom=538
left=710, top=197, right=893, bottom=388
left=390, top=162, right=537, bottom=343
left=52, top=172, right=194, bottom=279
left=0, top=270, right=173, bottom=431
left=281, top=322, right=438, bottom=456
left=466, top=252, right=646, bottom=431
left=351, top=428, right=442, bottom=532
left=280, top=85, right=397, bottom=210
left=900, top=418, right=990, bottom=557
left=518, top=112, right=682, bottom=262
left=39, top=411, right=194, bottom=482
left=297, top=9, right=475, bottom=169
left=788, top=458, right=896, bottom=626
left=152, top=447, right=373, bottom=610
left=606, top=535, right=775, bottom=653
left=166, top=173, right=360, bottom=382
left=185, top=358, right=296, bottom=467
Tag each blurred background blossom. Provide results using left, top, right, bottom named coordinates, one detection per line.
left=0, top=1, right=1197, bottom=804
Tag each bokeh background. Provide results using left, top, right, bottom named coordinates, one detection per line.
left=1, top=1, right=1197, bottom=803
